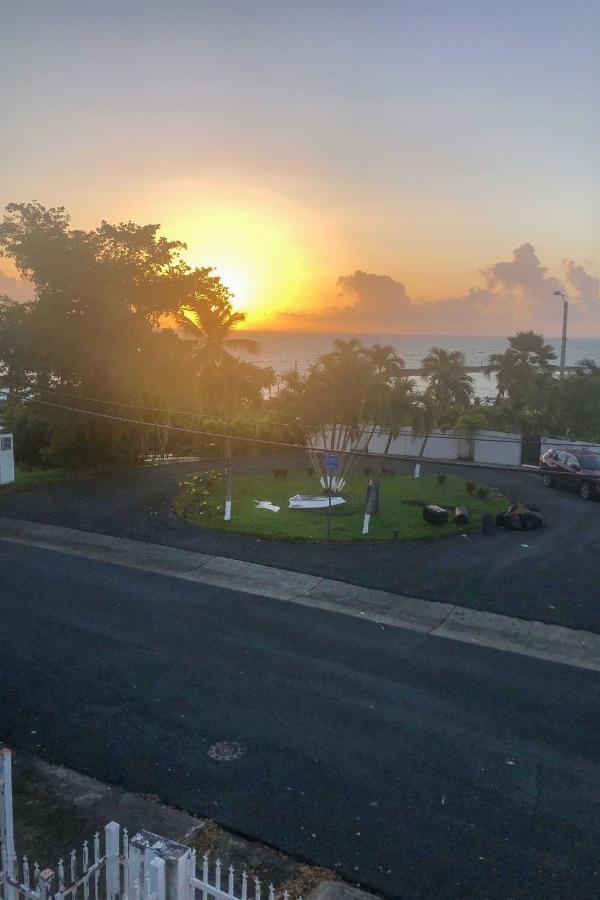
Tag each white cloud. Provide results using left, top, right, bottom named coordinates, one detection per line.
left=279, top=243, right=600, bottom=334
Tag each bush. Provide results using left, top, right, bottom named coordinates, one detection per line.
left=437, top=473, right=447, bottom=486
left=273, top=466, right=288, bottom=479
left=364, top=466, right=372, bottom=477
left=477, top=486, right=490, bottom=500
left=306, top=466, right=315, bottom=477
left=466, top=480, right=476, bottom=494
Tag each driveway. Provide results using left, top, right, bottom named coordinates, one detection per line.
left=0, top=455, right=598, bottom=632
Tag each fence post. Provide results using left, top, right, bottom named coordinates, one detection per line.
left=105, top=822, right=120, bottom=900
left=175, top=853, right=190, bottom=900
left=129, top=832, right=191, bottom=900
left=0, top=747, right=16, bottom=900
left=38, top=869, right=54, bottom=900
left=151, top=858, right=166, bottom=900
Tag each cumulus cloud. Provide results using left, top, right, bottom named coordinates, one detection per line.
left=279, top=243, right=600, bottom=334
left=0, top=267, right=34, bottom=302
left=562, top=258, right=600, bottom=308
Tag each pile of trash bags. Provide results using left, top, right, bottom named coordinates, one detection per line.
left=496, top=500, right=544, bottom=531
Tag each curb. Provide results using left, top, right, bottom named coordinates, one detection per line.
left=1, top=516, right=599, bottom=672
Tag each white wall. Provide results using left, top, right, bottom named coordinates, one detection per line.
left=310, top=425, right=553, bottom=467
left=473, top=430, right=521, bottom=466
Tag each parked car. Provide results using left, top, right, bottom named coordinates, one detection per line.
left=540, top=447, right=600, bottom=500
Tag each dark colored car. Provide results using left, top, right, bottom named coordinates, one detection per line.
left=540, top=447, right=600, bottom=500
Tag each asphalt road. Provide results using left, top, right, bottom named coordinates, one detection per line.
left=1, top=542, right=600, bottom=899
left=0, top=456, right=599, bottom=632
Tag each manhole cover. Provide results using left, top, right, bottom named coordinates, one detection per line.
left=207, top=740, right=245, bottom=761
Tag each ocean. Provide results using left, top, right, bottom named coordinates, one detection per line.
left=241, top=332, right=600, bottom=399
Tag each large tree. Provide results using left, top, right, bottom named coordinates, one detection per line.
left=0, top=202, right=257, bottom=464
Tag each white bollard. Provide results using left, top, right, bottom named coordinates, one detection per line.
left=224, top=500, right=232, bottom=521
left=414, top=463, right=421, bottom=479
left=362, top=513, right=370, bottom=535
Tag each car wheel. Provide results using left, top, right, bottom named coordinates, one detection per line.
left=580, top=481, right=591, bottom=501
left=542, top=472, right=554, bottom=487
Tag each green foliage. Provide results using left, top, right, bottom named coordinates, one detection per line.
left=437, top=472, right=447, bottom=486
left=0, top=202, right=278, bottom=467
left=175, top=470, right=508, bottom=542
left=477, top=486, right=490, bottom=500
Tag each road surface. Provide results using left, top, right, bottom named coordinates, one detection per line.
left=0, top=456, right=598, bottom=632
left=1, top=541, right=599, bottom=898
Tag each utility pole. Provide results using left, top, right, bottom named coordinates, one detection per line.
left=553, top=290, right=569, bottom=380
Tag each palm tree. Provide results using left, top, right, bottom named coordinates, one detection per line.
left=421, top=347, right=474, bottom=421
left=508, top=331, right=556, bottom=370
left=486, top=331, right=556, bottom=405
left=180, top=303, right=260, bottom=372
left=363, top=343, right=405, bottom=380
left=377, top=377, right=419, bottom=456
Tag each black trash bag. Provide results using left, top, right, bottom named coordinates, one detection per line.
left=423, top=504, right=449, bottom=525
left=503, top=512, right=524, bottom=530
left=454, top=505, right=470, bottom=525
left=521, top=511, right=544, bottom=530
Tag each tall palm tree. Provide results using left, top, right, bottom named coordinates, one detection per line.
left=421, top=347, right=474, bottom=421
left=180, top=303, right=260, bottom=371
left=508, top=331, right=556, bottom=370
left=486, top=331, right=556, bottom=405
left=363, top=343, right=405, bottom=380
left=377, top=377, right=419, bottom=456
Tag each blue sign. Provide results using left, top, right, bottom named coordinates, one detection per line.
left=324, top=454, right=340, bottom=473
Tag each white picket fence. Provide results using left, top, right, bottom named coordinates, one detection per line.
left=1, top=749, right=300, bottom=900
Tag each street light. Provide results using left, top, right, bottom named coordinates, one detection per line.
left=553, top=289, right=569, bottom=380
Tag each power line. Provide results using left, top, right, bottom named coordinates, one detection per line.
left=4, top=377, right=597, bottom=449
left=23, top=396, right=587, bottom=479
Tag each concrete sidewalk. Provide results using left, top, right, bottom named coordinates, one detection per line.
left=1, top=515, right=599, bottom=673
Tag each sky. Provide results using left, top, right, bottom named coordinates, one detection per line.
left=1, top=0, right=599, bottom=334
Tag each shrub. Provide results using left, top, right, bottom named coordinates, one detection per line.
left=273, top=466, right=288, bottom=479
left=364, top=466, right=372, bottom=477
left=466, top=480, right=476, bottom=494
left=477, top=486, right=490, bottom=500
left=437, top=473, right=447, bottom=486
left=306, top=466, right=315, bottom=477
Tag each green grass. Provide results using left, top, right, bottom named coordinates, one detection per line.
left=175, top=469, right=510, bottom=542
left=0, top=465, right=103, bottom=492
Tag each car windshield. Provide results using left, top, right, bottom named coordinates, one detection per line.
left=577, top=455, right=600, bottom=470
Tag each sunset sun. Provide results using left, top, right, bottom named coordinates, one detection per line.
left=172, top=204, right=311, bottom=327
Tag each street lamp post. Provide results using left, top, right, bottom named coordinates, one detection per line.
left=553, top=290, right=569, bottom=380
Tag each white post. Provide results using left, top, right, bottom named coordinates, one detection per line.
left=0, top=434, right=15, bottom=486
left=105, top=822, right=120, bottom=900
left=38, top=869, right=54, bottom=900
left=151, top=858, right=166, bottom=900
left=362, top=513, right=370, bottom=535
left=0, top=747, right=16, bottom=900
left=130, top=831, right=191, bottom=900
left=414, top=463, right=421, bottom=479
left=175, top=852, right=191, bottom=900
